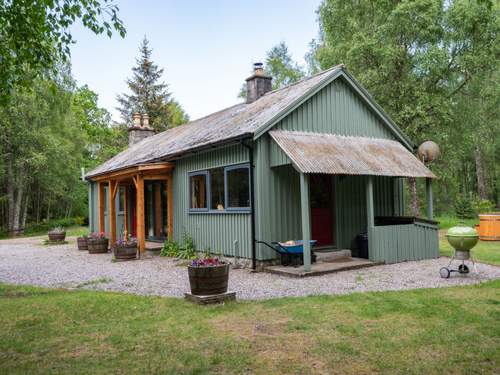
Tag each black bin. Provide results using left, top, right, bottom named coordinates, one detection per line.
left=355, top=232, right=369, bottom=259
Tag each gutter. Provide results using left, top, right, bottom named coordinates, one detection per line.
left=240, top=139, right=257, bottom=270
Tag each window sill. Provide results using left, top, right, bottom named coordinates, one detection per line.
left=188, top=209, right=251, bottom=215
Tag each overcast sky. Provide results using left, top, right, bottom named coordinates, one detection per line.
left=69, top=0, right=322, bottom=122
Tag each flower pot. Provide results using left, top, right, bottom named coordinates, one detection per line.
left=77, top=236, right=88, bottom=251
left=113, top=243, right=138, bottom=260
left=48, top=232, right=66, bottom=242
left=188, top=264, right=229, bottom=296
left=88, top=238, right=109, bottom=254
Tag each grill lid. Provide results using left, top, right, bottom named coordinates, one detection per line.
left=446, top=224, right=478, bottom=238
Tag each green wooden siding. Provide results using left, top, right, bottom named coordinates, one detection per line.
left=88, top=182, right=98, bottom=233
left=172, top=144, right=252, bottom=258
left=368, top=222, right=439, bottom=263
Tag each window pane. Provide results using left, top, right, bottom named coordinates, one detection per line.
left=227, top=167, right=250, bottom=208
left=190, top=174, right=207, bottom=209
left=118, top=187, right=125, bottom=212
left=210, top=168, right=225, bottom=210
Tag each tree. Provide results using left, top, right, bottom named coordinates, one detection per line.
left=314, top=0, right=499, bottom=214
left=0, top=0, right=125, bottom=104
left=116, top=37, right=189, bottom=132
left=239, top=42, right=305, bottom=98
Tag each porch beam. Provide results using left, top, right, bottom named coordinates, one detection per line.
left=426, top=178, right=433, bottom=220
left=97, top=181, right=105, bottom=233
left=136, top=174, right=146, bottom=252
left=300, top=173, right=311, bottom=272
left=108, top=180, right=117, bottom=245
left=167, top=172, right=174, bottom=240
left=366, top=175, right=374, bottom=228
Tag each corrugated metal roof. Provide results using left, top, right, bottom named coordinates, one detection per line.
left=269, top=130, right=436, bottom=178
left=86, top=66, right=343, bottom=178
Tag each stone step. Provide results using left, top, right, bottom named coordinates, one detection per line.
left=315, top=249, right=352, bottom=262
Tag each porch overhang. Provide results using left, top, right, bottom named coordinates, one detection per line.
left=87, top=162, right=174, bottom=182
left=269, top=130, right=436, bottom=178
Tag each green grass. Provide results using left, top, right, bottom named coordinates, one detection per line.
left=436, top=215, right=479, bottom=230
left=0, top=225, right=88, bottom=240
left=0, top=282, right=499, bottom=374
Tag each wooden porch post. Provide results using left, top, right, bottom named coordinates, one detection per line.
left=366, top=176, right=374, bottom=228
left=98, top=181, right=105, bottom=233
left=108, top=180, right=117, bottom=245
left=167, top=173, right=174, bottom=240
left=426, top=178, right=433, bottom=220
left=300, top=173, right=312, bottom=272
left=136, top=175, right=145, bottom=252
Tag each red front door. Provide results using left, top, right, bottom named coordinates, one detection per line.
left=310, top=174, right=335, bottom=247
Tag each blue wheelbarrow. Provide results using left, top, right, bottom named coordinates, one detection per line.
left=256, top=240, right=317, bottom=267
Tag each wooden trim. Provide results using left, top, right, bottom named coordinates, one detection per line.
left=91, top=163, right=174, bottom=182
left=136, top=175, right=145, bottom=252
left=98, top=182, right=105, bottom=233
left=108, top=180, right=117, bottom=245
left=143, top=174, right=170, bottom=181
left=132, top=176, right=138, bottom=189
left=167, top=173, right=174, bottom=239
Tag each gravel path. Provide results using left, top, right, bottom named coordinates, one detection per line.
left=1, top=236, right=499, bottom=300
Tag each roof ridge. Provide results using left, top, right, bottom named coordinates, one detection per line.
left=261, top=64, right=344, bottom=97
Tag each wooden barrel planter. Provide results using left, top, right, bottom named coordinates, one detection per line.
left=88, top=238, right=109, bottom=254
left=478, top=213, right=500, bottom=241
left=188, top=264, right=230, bottom=296
left=77, top=236, right=88, bottom=251
left=48, top=231, right=66, bottom=242
left=113, top=244, right=138, bottom=260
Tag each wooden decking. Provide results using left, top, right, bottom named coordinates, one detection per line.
left=265, top=257, right=379, bottom=278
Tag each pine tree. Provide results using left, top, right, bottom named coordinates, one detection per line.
left=116, top=37, right=188, bottom=132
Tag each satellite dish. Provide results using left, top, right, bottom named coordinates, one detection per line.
left=417, top=141, right=440, bottom=163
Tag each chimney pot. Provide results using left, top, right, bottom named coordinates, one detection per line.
left=142, top=113, right=150, bottom=128
left=132, top=112, right=141, bottom=127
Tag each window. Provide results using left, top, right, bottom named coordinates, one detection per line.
left=226, top=166, right=250, bottom=209
left=188, top=164, right=251, bottom=213
left=118, top=187, right=125, bottom=213
left=210, top=168, right=225, bottom=210
left=189, top=172, right=207, bottom=210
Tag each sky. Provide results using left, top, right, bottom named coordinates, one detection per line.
left=69, top=0, right=322, bottom=123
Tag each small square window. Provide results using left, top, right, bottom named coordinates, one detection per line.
left=189, top=173, right=207, bottom=209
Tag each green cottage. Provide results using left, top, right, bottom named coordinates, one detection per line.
left=85, top=64, right=438, bottom=271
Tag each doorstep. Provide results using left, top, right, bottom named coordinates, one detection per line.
left=265, top=257, right=380, bottom=278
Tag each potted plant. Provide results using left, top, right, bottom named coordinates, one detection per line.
left=113, top=236, right=138, bottom=260
left=87, top=232, right=109, bottom=254
left=48, top=226, right=66, bottom=242
left=77, top=233, right=89, bottom=251
left=188, top=256, right=230, bottom=296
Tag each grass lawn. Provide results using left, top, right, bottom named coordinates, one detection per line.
left=0, top=225, right=88, bottom=240
left=0, top=282, right=499, bottom=374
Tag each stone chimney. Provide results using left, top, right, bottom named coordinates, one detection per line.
left=128, top=112, right=155, bottom=146
left=245, top=62, right=272, bottom=104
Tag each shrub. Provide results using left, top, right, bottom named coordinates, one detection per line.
left=178, top=232, right=196, bottom=260
left=161, top=239, right=180, bottom=257
left=454, top=194, right=474, bottom=219
left=472, top=198, right=495, bottom=214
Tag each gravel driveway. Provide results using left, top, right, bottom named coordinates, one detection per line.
left=1, top=236, right=499, bottom=300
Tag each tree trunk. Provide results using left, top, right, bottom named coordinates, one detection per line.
left=408, top=177, right=420, bottom=217
left=474, top=146, right=488, bottom=200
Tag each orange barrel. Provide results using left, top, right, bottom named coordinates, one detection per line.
left=478, top=213, right=500, bottom=241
